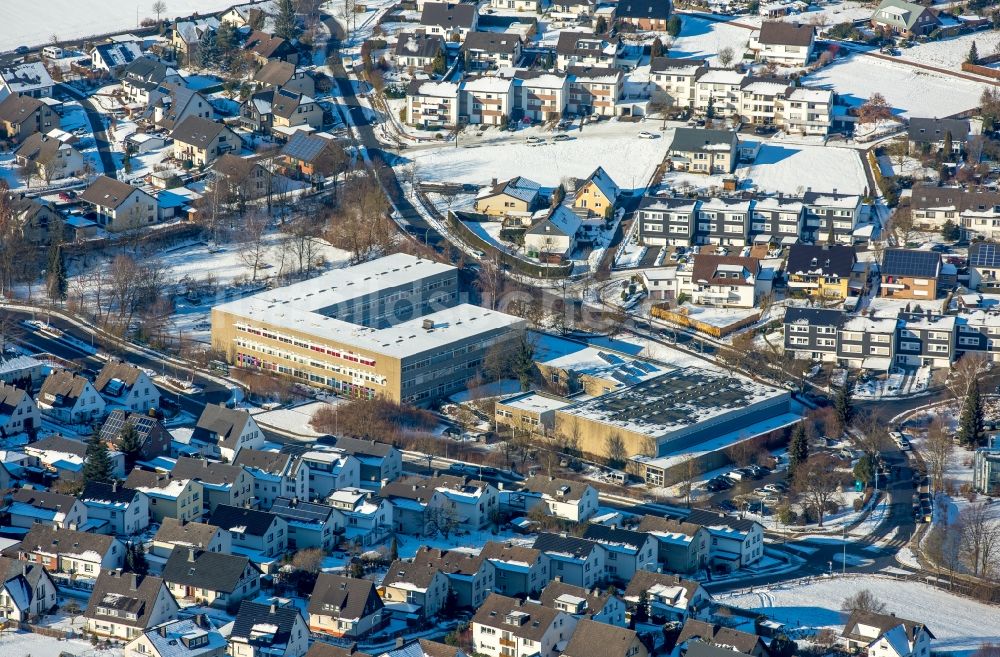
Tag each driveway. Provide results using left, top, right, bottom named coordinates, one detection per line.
left=57, top=82, right=117, bottom=178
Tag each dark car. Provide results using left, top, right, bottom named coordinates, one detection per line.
left=717, top=500, right=738, bottom=513
left=753, top=125, right=776, bottom=135
left=14, top=46, right=29, bottom=55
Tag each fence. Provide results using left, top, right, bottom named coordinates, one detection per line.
left=961, top=62, right=1000, bottom=81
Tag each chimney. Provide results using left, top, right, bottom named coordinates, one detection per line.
left=159, top=625, right=169, bottom=637
left=396, top=638, right=406, bottom=649
left=422, top=319, right=434, bottom=330
left=196, top=613, right=208, bottom=628
left=130, top=573, right=138, bottom=590
left=112, top=481, right=118, bottom=492
left=491, top=177, right=498, bottom=188
left=202, top=460, right=208, bottom=468
left=270, top=603, right=277, bottom=615
left=188, top=547, right=196, bottom=562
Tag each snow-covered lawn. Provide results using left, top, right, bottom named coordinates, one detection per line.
left=404, top=120, right=668, bottom=189
left=740, top=144, right=868, bottom=196
left=899, top=31, right=1000, bottom=71
left=721, top=575, right=1000, bottom=655
left=805, top=53, right=991, bottom=118
left=669, top=15, right=751, bottom=65
left=251, top=401, right=338, bottom=437
left=0, top=631, right=119, bottom=657
left=0, top=0, right=246, bottom=51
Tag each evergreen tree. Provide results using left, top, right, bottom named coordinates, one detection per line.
left=957, top=379, right=984, bottom=447
left=788, top=423, right=808, bottom=475
left=513, top=334, right=536, bottom=391
left=46, top=242, right=67, bottom=301
left=633, top=589, right=649, bottom=625
left=968, top=41, right=979, bottom=64
left=833, top=379, right=852, bottom=434
left=198, top=28, right=219, bottom=69
left=551, top=184, right=565, bottom=207
left=667, top=15, right=682, bottom=37
left=118, top=422, right=143, bottom=470
left=216, top=20, right=238, bottom=58
left=83, top=433, right=113, bottom=484
left=706, top=96, right=715, bottom=120
left=942, top=219, right=961, bottom=241
left=853, top=454, right=875, bottom=485
left=594, top=16, right=607, bottom=35
left=274, top=0, right=300, bottom=41
left=943, top=130, right=953, bottom=157
left=389, top=536, right=399, bottom=561
left=125, top=541, right=149, bottom=576
left=650, top=37, right=663, bottom=59
left=431, top=50, right=446, bottom=76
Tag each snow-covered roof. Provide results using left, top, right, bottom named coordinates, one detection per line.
left=462, top=76, right=513, bottom=94
left=788, top=87, right=832, bottom=103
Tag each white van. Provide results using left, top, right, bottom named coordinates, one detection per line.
left=42, top=46, right=63, bottom=59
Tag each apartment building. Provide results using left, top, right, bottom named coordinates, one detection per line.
left=555, top=32, right=621, bottom=70
left=802, top=191, right=866, bottom=244
left=461, top=76, right=513, bottom=126
left=751, top=195, right=803, bottom=245
left=406, top=80, right=459, bottom=129
left=700, top=196, right=754, bottom=246
left=749, top=22, right=815, bottom=65
left=836, top=315, right=898, bottom=370
left=212, top=254, right=525, bottom=404
left=779, top=87, right=833, bottom=136
left=567, top=66, right=621, bottom=117
left=667, top=128, right=738, bottom=174
left=694, top=69, right=745, bottom=117
left=636, top=195, right=701, bottom=247
left=649, top=57, right=707, bottom=108
left=514, top=71, right=568, bottom=122
left=783, top=307, right=845, bottom=362
left=739, top=78, right=791, bottom=127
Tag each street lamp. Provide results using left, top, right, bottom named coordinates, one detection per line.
left=842, top=525, right=847, bottom=575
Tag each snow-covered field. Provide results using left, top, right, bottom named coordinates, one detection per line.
left=805, top=54, right=990, bottom=118
left=0, top=0, right=250, bottom=51
left=900, top=32, right=1000, bottom=71
left=405, top=120, right=668, bottom=189
left=722, top=575, right=1000, bottom=655
left=669, top=15, right=750, bottom=65
left=740, top=144, right=868, bottom=196
left=0, top=631, right=119, bottom=657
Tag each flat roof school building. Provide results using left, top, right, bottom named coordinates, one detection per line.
left=211, top=253, right=525, bottom=404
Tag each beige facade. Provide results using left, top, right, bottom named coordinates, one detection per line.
left=173, top=124, right=239, bottom=167
left=407, top=81, right=460, bottom=128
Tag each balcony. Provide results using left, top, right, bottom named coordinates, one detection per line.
left=499, top=638, right=517, bottom=648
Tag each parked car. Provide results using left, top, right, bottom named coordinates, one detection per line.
left=637, top=131, right=658, bottom=139
left=553, top=134, right=571, bottom=142
left=526, top=136, right=545, bottom=146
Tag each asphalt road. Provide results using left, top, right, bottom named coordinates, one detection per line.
left=57, top=82, right=117, bottom=178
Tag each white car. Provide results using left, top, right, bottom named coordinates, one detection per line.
left=638, top=131, right=657, bottom=139
left=526, top=136, right=545, bottom=145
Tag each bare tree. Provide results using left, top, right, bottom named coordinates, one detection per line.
left=851, top=409, right=890, bottom=459
left=718, top=46, right=735, bottom=68
left=152, top=0, right=167, bottom=22
left=425, top=505, right=460, bottom=538
left=960, top=502, right=1000, bottom=578
left=925, top=518, right=963, bottom=587
left=858, top=92, right=892, bottom=128
left=605, top=432, right=627, bottom=469
left=885, top=205, right=918, bottom=247
left=239, top=210, right=270, bottom=281
left=475, top=252, right=505, bottom=311
left=948, top=352, right=989, bottom=401
left=925, top=416, right=953, bottom=494
left=794, top=454, right=843, bottom=527
left=841, top=589, right=887, bottom=615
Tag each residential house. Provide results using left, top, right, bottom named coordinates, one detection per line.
left=908, top=117, right=970, bottom=155
left=779, top=87, right=834, bottom=136
left=474, top=176, right=541, bottom=219
left=172, top=18, right=220, bottom=66
left=395, top=32, right=444, bottom=70
left=220, top=5, right=266, bottom=28
left=968, top=241, right=1000, bottom=291
left=126, top=469, right=205, bottom=524
left=162, top=547, right=261, bottom=610
left=582, top=524, right=657, bottom=583
left=23, top=434, right=124, bottom=480
left=280, top=132, right=343, bottom=187
left=668, top=128, right=738, bottom=174
left=94, top=361, right=160, bottom=414
left=685, top=642, right=755, bottom=657
left=837, top=314, right=899, bottom=370
left=243, top=30, right=299, bottom=66
left=636, top=195, right=700, bottom=248
left=191, top=404, right=264, bottom=462
left=85, top=570, right=179, bottom=640
left=0, top=381, right=39, bottom=436
left=481, top=541, right=550, bottom=597
left=870, top=0, right=940, bottom=36
left=209, top=504, right=288, bottom=560
left=750, top=195, right=804, bottom=246
left=684, top=509, right=765, bottom=570
left=90, top=41, right=143, bottom=73
left=419, top=3, right=478, bottom=42
left=406, top=80, right=460, bottom=128
left=170, top=456, right=254, bottom=512
left=802, top=191, right=866, bottom=244
left=525, top=205, right=582, bottom=259
left=677, top=254, right=769, bottom=307
left=637, top=515, right=710, bottom=574
left=11, top=524, right=124, bottom=577
left=300, top=449, right=361, bottom=499
left=81, top=481, right=151, bottom=536
left=911, top=184, right=1000, bottom=232
left=308, top=573, right=385, bottom=638
left=538, top=580, right=626, bottom=626
left=616, top=0, right=672, bottom=30
left=0, top=62, right=54, bottom=101
left=461, top=75, right=513, bottom=126
left=234, top=449, right=307, bottom=510
left=523, top=475, right=598, bottom=522
left=471, top=594, right=577, bottom=657
left=0, top=192, right=64, bottom=243
left=229, top=600, right=309, bottom=657
left=623, top=570, right=711, bottom=622
left=7, top=488, right=87, bottom=530
left=271, top=497, right=342, bottom=551
left=462, top=33, right=522, bottom=71
left=0, top=94, right=58, bottom=145
left=151, top=84, right=215, bottom=132
left=550, top=0, right=596, bottom=17
left=14, top=132, right=84, bottom=180
left=242, top=88, right=323, bottom=136
left=150, top=518, right=231, bottom=561
left=329, top=436, right=402, bottom=488
left=532, top=532, right=606, bottom=589
left=562, top=620, right=648, bottom=657
left=0, top=354, right=44, bottom=387
left=329, top=489, right=392, bottom=546
left=556, top=32, right=621, bottom=70
left=785, top=243, right=857, bottom=299
left=210, top=153, right=270, bottom=202
left=572, top=166, right=619, bottom=224
left=739, top=77, right=792, bottom=127
left=514, top=70, right=568, bottom=122
left=100, top=410, right=172, bottom=462
left=35, top=369, right=105, bottom=423
left=783, top=307, right=845, bottom=362
left=840, top=611, right=934, bottom=657
left=693, top=69, right=745, bottom=118
left=411, top=547, right=496, bottom=608
left=427, top=475, right=499, bottom=529
left=749, top=22, right=814, bottom=65
left=880, top=248, right=941, bottom=300
left=171, top=116, right=240, bottom=167
left=124, top=616, right=227, bottom=657
left=567, top=66, right=621, bottom=117
left=254, top=60, right=315, bottom=96
left=650, top=57, right=707, bottom=108
left=895, top=311, right=956, bottom=368
left=490, top=0, right=541, bottom=10
left=382, top=558, right=450, bottom=618
left=79, top=175, right=158, bottom=232
left=0, top=556, right=57, bottom=621
left=676, top=620, right=771, bottom=657
left=121, top=56, right=183, bottom=105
